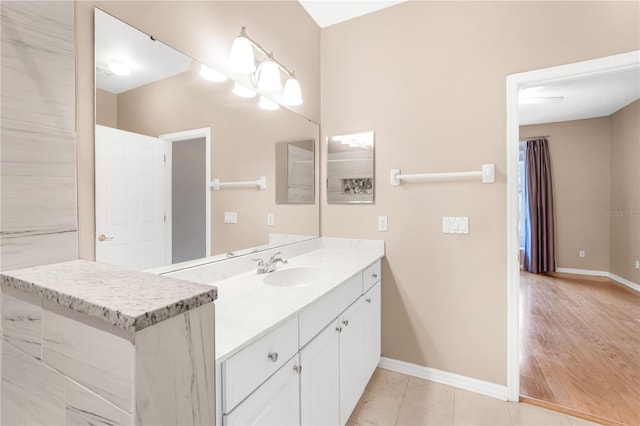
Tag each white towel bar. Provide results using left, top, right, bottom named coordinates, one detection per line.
left=211, top=176, right=267, bottom=191
left=390, top=164, right=495, bottom=185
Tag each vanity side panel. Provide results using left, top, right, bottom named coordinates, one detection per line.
left=1, top=341, right=65, bottom=425
left=42, top=309, right=134, bottom=413
left=134, top=302, right=215, bottom=425
left=65, top=377, right=132, bottom=426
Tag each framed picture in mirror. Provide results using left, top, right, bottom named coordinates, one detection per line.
left=327, top=131, right=375, bottom=203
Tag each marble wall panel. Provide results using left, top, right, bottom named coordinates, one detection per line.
left=65, top=378, right=132, bottom=426
left=42, top=309, right=134, bottom=413
left=1, top=341, right=65, bottom=425
left=1, top=292, right=41, bottom=359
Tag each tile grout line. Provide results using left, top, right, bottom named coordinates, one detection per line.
left=392, top=374, right=411, bottom=426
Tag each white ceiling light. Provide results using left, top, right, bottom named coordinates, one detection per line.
left=108, top=60, right=131, bottom=76
left=258, top=96, right=279, bottom=110
left=282, top=77, right=303, bottom=106
left=228, top=29, right=256, bottom=74
left=257, top=59, right=282, bottom=92
left=232, top=82, right=257, bottom=98
left=199, top=64, right=227, bottom=82
left=228, top=26, right=303, bottom=107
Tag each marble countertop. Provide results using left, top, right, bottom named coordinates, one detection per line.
left=0, top=260, right=217, bottom=332
left=213, top=246, right=383, bottom=362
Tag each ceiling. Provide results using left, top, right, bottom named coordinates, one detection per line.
left=298, top=0, right=407, bottom=28
left=95, top=9, right=191, bottom=94
left=519, top=68, right=640, bottom=126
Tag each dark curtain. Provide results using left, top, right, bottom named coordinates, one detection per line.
left=524, top=138, right=555, bottom=273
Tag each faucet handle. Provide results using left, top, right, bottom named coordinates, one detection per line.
left=251, top=257, right=265, bottom=266
left=269, top=252, right=282, bottom=262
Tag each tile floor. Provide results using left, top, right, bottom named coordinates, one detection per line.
left=348, top=369, right=602, bottom=426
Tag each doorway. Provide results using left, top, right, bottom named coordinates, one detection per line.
left=506, top=51, right=640, bottom=405
left=160, top=128, right=212, bottom=264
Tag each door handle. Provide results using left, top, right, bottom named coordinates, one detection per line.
left=97, top=234, right=113, bottom=242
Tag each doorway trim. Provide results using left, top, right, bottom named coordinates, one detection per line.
left=159, top=128, right=212, bottom=262
left=505, top=50, right=639, bottom=401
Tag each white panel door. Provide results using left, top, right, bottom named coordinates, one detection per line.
left=363, top=282, right=381, bottom=382
left=339, top=298, right=365, bottom=425
left=224, top=355, right=300, bottom=426
left=95, top=125, right=167, bottom=270
left=300, top=320, right=340, bottom=426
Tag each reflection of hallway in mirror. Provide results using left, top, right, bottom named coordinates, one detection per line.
left=519, top=271, right=640, bottom=425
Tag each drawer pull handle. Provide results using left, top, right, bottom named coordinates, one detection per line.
left=366, top=297, right=372, bottom=303
left=268, top=352, right=279, bottom=363
left=372, top=273, right=378, bottom=278
left=342, top=319, right=349, bottom=327
left=293, top=365, right=302, bottom=374
left=336, top=326, right=343, bottom=333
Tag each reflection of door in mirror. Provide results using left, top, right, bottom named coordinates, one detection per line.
left=327, top=131, right=375, bottom=204
left=276, top=140, right=315, bottom=204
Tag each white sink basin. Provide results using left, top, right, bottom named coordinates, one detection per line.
left=262, top=267, right=323, bottom=288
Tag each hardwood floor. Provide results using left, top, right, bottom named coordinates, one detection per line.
left=519, top=272, right=640, bottom=426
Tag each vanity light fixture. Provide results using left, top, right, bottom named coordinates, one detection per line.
left=108, top=60, right=131, bottom=76
left=258, top=96, right=279, bottom=110
left=199, top=64, right=227, bottom=82
left=228, top=26, right=303, bottom=106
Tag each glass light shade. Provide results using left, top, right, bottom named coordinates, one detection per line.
left=199, top=64, right=227, bottom=82
left=257, top=60, right=282, bottom=92
left=108, top=60, right=131, bottom=76
left=228, top=36, right=256, bottom=74
left=232, top=82, right=256, bottom=98
left=258, top=96, right=279, bottom=110
left=282, top=78, right=303, bottom=106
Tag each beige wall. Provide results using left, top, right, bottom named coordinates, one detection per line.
left=95, top=88, right=117, bottom=128
left=114, top=70, right=319, bottom=256
left=610, top=100, right=640, bottom=284
left=521, top=118, right=611, bottom=272
left=76, top=1, right=320, bottom=260
left=320, top=1, right=638, bottom=385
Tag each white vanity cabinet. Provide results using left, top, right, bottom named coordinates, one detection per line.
left=221, top=259, right=382, bottom=426
left=224, top=355, right=301, bottom=426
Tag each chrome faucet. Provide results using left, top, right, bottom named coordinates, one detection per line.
left=252, top=252, right=288, bottom=274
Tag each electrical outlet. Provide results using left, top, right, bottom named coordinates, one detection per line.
left=224, top=212, right=238, bottom=224
left=378, top=216, right=388, bottom=232
left=579, top=250, right=585, bottom=258
left=636, top=260, right=640, bottom=269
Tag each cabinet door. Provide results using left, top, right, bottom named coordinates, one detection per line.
left=339, top=298, right=364, bottom=425
left=224, top=355, right=300, bottom=426
left=363, top=281, right=381, bottom=382
left=300, top=321, right=340, bottom=426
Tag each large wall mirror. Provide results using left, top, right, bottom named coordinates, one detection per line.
left=94, top=9, right=319, bottom=271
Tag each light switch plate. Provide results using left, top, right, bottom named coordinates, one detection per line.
left=378, top=216, right=388, bottom=232
left=267, top=213, right=274, bottom=226
left=224, top=212, right=238, bottom=224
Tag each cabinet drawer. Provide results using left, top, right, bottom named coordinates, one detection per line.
left=299, top=273, right=362, bottom=347
left=222, top=316, right=299, bottom=413
left=362, top=260, right=381, bottom=292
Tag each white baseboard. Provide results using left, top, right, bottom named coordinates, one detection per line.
left=378, top=357, right=508, bottom=401
left=555, top=268, right=640, bottom=293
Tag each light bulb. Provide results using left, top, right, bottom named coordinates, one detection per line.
left=108, top=60, right=131, bottom=76
left=282, top=78, right=303, bottom=106
left=232, top=82, right=256, bottom=98
left=199, top=64, right=227, bottom=82
left=258, top=96, right=279, bottom=110
left=257, top=60, right=282, bottom=92
left=228, top=36, right=255, bottom=74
